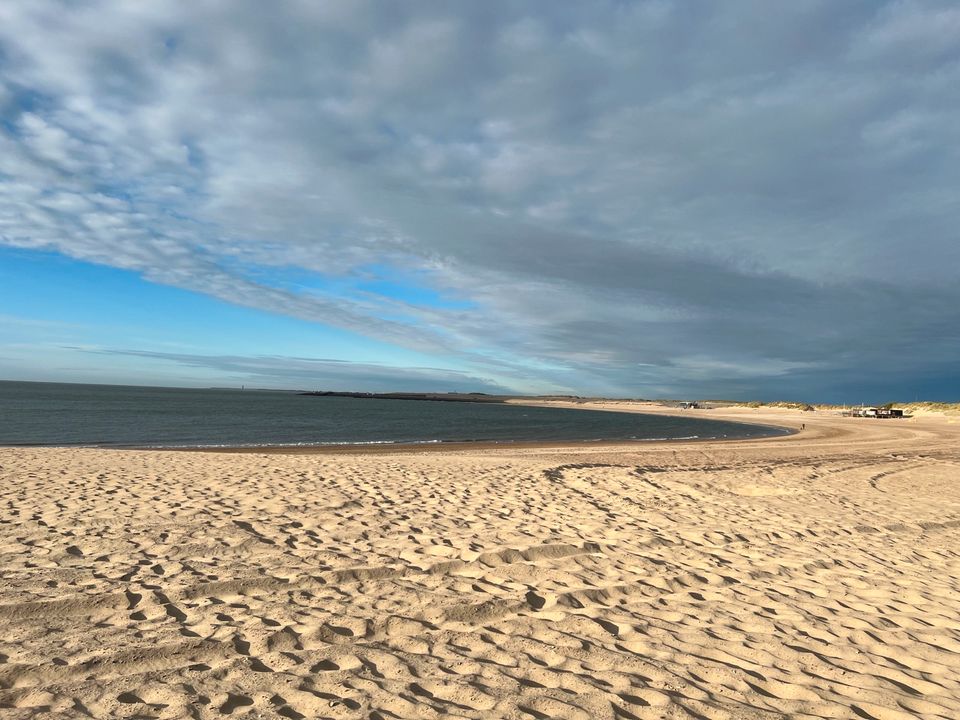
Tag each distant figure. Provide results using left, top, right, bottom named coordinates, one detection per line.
left=801, top=423, right=805, bottom=430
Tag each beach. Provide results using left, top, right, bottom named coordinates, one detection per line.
left=2, top=405, right=959, bottom=718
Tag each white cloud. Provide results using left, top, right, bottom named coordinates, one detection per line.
left=1, top=1, right=958, bottom=399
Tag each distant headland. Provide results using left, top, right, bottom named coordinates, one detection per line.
left=299, top=391, right=540, bottom=403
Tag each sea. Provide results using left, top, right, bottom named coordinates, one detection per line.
left=0, top=381, right=788, bottom=448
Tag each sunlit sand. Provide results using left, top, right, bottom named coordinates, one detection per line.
left=2, top=405, right=959, bottom=718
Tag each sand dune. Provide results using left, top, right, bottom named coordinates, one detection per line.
left=1, top=406, right=960, bottom=718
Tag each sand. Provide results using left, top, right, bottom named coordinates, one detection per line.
left=1, top=405, right=959, bottom=719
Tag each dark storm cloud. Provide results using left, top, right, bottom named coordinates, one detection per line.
left=1, top=1, right=958, bottom=399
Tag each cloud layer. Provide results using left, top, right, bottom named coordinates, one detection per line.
left=2, top=1, right=958, bottom=399
left=84, top=349, right=512, bottom=394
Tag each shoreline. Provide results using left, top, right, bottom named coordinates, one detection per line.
left=158, top=428, right=795, bottom=454
left=168, top=404, right=795, bottom=453
left=0, top=430, right=793, bottom=454
left=0, top=401, right=796, bottom=454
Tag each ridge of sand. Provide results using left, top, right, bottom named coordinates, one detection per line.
left=1, top=406, right=959, bottom=718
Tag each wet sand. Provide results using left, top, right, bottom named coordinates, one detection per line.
left=1, top=405, right=959, bottom=718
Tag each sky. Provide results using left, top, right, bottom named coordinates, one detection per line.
left=1, top=1, right=958, bottom=402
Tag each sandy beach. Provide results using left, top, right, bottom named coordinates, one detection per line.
left=2, top=404, right=959, bottom=719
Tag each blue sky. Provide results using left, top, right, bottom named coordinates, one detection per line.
left=1, top=1, right=959, bottom=401
left=0, top=246, right=503, bottom=391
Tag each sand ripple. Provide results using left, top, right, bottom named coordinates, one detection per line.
left=1, top=409, right=959, bottom=718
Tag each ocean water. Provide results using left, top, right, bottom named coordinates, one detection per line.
left=0, top=381, right=788, bottom=448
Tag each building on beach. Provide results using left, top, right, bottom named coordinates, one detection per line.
left=876, top=407, right=904, bottom=418
left=842, top=406, right=904, bottom=418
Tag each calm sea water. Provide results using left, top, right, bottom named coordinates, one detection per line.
left=0, top=381, right=787, bottom=448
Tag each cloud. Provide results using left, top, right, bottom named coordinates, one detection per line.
left=1, top=1, right=959, bottom=400
left=88, top=348, right=512, bottom=394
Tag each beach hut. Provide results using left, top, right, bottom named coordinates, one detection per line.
left=876, top=408, right=904, bottom=418
left=842, top=406, right=904, bottom=419
left=841, top=407, right=876, bottom=417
